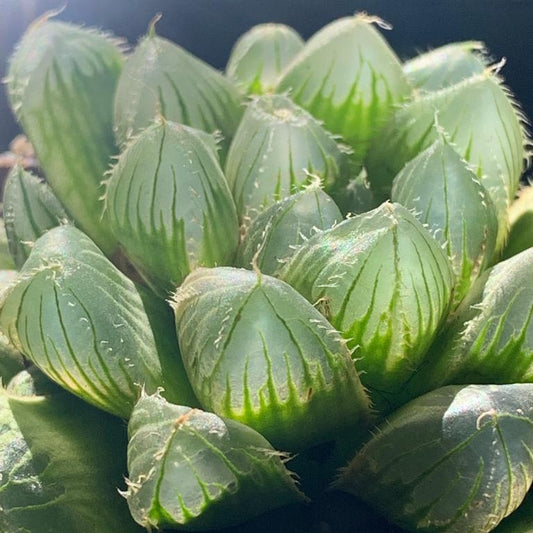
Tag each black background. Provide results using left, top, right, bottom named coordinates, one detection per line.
left=1, top=0, right=533, bottom=151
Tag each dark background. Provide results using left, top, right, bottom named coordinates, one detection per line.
left=1, top=0, right=533, bottom=151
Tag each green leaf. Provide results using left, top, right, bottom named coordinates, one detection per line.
left=336, top=384, right=533, bottom=533
left=105, top=119, right=239, bottom=297
left=3, top=165, right=71, bottom=269
left=501, top=186, right=533, bottom=260
left=0, top=225, right=196, bottom=418
left=6, top=19, right=123, bottom=255
left=125, top=392, right=306, bottom=531
left=227, top=23, right=304, bottom=95
left=171, top=267, right=370, bottom=450
left=277, top=13, right=410, bottom=169
left=280, top=202, right=454, bottom=413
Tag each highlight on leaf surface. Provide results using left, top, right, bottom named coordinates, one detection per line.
left=391, top=137, right=498, bottom=306
left=280, top=202, right=454, bottom=413
left=225, top=93, right=348, bottom=221
left=104, top=119, right=239, bottom=297
left=171, top=267, right=371, bottom=451
left=406, top=247, right=533, bottom=398
left=0, top=380, right=142, bottom=533
left=125, top=392, right=306, bottom=531
left=113, top=26, right=243, bottom=156
left=236, top=186, right=342, bottom=275
left=403, top=41, right=488, bottom=92
left=3, top=164, right=72, bottom=269
left=335, top=383, right=533, bottom=533
left=0, top=225, right=196, bottom=419
left=6, top=19, right=123, bottom=255
left=277, top=13, right=410, bottom=170
left=226, top=23, right=304, bottom=95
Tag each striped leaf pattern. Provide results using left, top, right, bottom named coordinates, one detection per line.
left=280, top=202, right=454, bottom=413
left=7, top=20, right=123, bottom=255
left=125, top=392, right=305, bottom=530
left=105, top=120, right=239, bottom=297
left=171, top=267, right=370, bottom=450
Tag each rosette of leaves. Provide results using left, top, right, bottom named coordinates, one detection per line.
left=403, top=41, right=488, bottom=91
left=114, top=18, right=243, bottom=156
left=391, top=137, right=498, bottom=305
left=0, top=225, right=197, bottom=419
left=3, top=164, right=71, bottom=269
left=335, top=384, right=533, bottom=533
left=277, top=13, right=410, bottom=170
left=226, top=23, right=304, bottom=95
left=6, top=17, right=123, bottom=255
left=171, top=267, right=370, bottom=450
left=236, top=185, right=342, bottom=275
left=280, top=202, right=454, bottom=413
left=406, top=247, right=533, bottom=398
left=501, top=185, right=533, bottom=260
left=366, top=72, right=527, bottom=248
left=0, top=374, right=142, bottom=532
left=104, top=119, right=239, bottom=297
left=125, top=392, right=306, bottom=531
left=225, top=94, right=348, bottom=221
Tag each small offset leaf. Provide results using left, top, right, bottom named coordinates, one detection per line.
left=7, top=19, right=123, bottom=254
left=404, top=41, right=488, bottom=92
left=0, top=385, right=142, bottom=533
left=0, top=225, right=196, bottom=418
left=3, top=165, right=71, bottom=269
left=114, top=28, right=243, bottom=156
left=105, top=119, right=239, bottom=297
left=171, top=267, right=370, bottom=450
left=277, top=13, right=410, bottom=169
left=336, top=384, right=533, bottom=533
left=406, top=247, right=533, bottom=397
left=225, top=94, right=347, bottom=221
left=236, top=186, right=342, bottom=275
left=391, top=138, right=498, bottom=305
left=281, top=202, right=454, bottom=413
left=125, top=393, right=306, bottom=531
left=226, top=23, right=304, bottom=94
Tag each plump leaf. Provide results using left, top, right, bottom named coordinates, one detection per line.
left=277, top=13, right=410, bottom=169
left=6, top=19, right=123, bottom=255
left=171, top=267, right=370, bottom=450
left=403, top=41, right=488, bottom=91
left=3, top=165, right=71, bottom=269
left=236, top=186, right=342, bottom=275
left=114, top=25, right=243, bottom=156
left=125, top=392, right=306, bottom=531
left=226, top=23, right=304, bottom=94
left=280, top=202, right=454, bottom=413
left=0, top=382, right=142, bottom=533
left=0, top=225, right=196, bottom=418
left=225, top=94, right=347, bottom=221
left=406, top=247, right=533, bottom=398
left=501, top=186, right=533, bottom=260
left=391, top=137, right=498, bottom=305
left=105, top=119, right=239, bottom=297
left=336, top=384, right=533, bottom=533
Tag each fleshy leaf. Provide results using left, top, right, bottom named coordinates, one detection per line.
left=105, top=119, right=239, bottom=297
left=0, top=225, right=196, bottom=418
left=391, top=138, right=498, bottom=305
left=236, top=186, right=342, bottom=275
left=280, top=202, right=454, bottom=413
left=277, top=13, right=410, bottom=169
left=501, top=185, right=533, bottom=260
left=226, top=23, right=304, bottom=94
left=6, top=19, right=123, bottom=254
left=225, top=94, right=347, bottom=221
left=3, top=165, right=71, bottom=269
left=125, top=392, right=306, bottom=531
left=171, top=267, right=370, bottom=450
left=404, top=41, right=488, bottom=92
left=336, top=384, right=533, bottom=533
